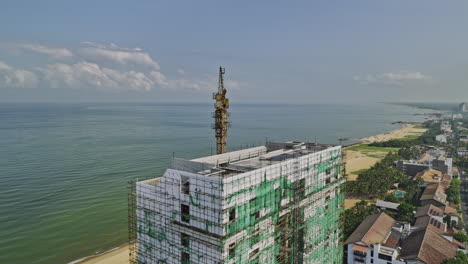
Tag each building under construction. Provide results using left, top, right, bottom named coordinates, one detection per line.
left=128, top=141, right=345, bottom=263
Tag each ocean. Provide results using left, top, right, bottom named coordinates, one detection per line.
left=0, top=102, right=438, bottom=264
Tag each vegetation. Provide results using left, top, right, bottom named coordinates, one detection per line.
left=455, top=156, right=468, bottom=174
left=397, top=145, right=421, bottom=160
left=345, top=152, right=407, bottom=197
left=442, top=252, right=468, bottom=264
left=369, top=122, right=441, bottom=148
left=453, top=232, right=468, bottom=243
left=342, top=201, right=378, bottom=240
left=446, top=178, right=461, bottom=205
left=395, top=202, right=416, bottom=222
left=350, top=168, right=369, bottom=175
left=384, top=194, right=400, bottom=203
left=399, top=177, right=424, bottom=206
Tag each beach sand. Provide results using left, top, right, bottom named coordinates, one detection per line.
left=343, top=124, right=426, bottom=209
left=72, top=124, right=426, bottom=263
left=73, top=245, right=129, bottom=264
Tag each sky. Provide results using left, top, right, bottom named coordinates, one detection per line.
left=1, top=0, right=468, bottom=103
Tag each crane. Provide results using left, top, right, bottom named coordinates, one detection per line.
left=212, top=66, right=230, bottom=154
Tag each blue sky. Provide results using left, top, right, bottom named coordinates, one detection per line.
left=1, top=0, right=468, bottom=103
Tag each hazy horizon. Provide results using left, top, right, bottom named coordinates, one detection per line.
left=1, top=1, right=468, bottom=103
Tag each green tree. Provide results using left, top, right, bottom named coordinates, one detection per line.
left=396, top=202, right=415, bottom=222
left=446, top=179, right=461, bottom=205
left=342, top=201, right=378, bottom=240
left=453, top=232, right=468, bottom=243
left=384, top=194, right=400, bottom=203
left=442, top=252, right=468, bottom=264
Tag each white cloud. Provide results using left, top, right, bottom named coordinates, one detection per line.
left=19, top=44, right=73, bottom=58
left=79, top=42, right=160, bottom=69
left=177, top=69, right=185, bottom=75
left=37, top=62, right=168, bottom=91
left=0, top=61, right=38, bottom=88
left=1, top=42, right=242, bottom=93
left=354, top=71, right=430, bottom=85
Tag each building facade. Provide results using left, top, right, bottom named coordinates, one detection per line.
left=129, top=141, right=345, bottom=264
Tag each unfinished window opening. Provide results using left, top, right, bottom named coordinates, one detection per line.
left=251, top=211, right=260, bottom=220
left=181, top=204, right=190, bottom=223
left=181, top=233, right=190, bottom=248
left=325, top=177, right=331, bottom=185
left=228, top=243, right=236, bottom=256
left=181, top=176, right=190, bottom=195
left=181, top=251, right=190, bottom=264
left=326, top=168, right=331, bottom=175
left=249, top=248, right=260, bottom=258
left=229, top=208, right=236, bottom=222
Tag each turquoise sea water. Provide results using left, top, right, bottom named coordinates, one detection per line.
left=0, top=102, right=437, bottom=264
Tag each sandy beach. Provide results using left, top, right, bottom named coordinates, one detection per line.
left=72, top=124, right=426, bottom=263
left=72, top=245, right=129, bottom=264
left=343, top=124, right=427, bottom=209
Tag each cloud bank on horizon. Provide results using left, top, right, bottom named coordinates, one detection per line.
left=0, top=42, right=239, bottom=93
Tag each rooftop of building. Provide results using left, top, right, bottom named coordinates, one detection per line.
left=375, top=200, right=399, bottom=210
left=400, top=227, right=458, bottom=264
left=414, top=204, right=444, bottom=218
left=414, top=215, right=446, bottom=234
left=172, top=141, right=338, bottom=178
left=344, top=212, right=396, bottom=246
left=414, top=168, right=444, bottom=183
left=420, top=183, right=447, bottom=203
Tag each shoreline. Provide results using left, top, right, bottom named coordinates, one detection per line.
left=70, top=244, right=129, bottom=264
left=343, top=123, right=427, bottom=209
left=70, top=122, right=426, bottom=264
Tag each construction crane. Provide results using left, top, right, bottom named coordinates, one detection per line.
left=212, top=66, right=230, bottom=154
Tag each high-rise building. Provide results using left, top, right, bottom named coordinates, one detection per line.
left=459, top=102, right=468, bottom=113
left=129, top=141, right=345, bottom=264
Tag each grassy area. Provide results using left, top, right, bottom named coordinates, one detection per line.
left=351, top=168, right=369, bottom=175
left=346, top=144, right=399, bottom=158
left=395, top=134, right=420, bottom=141
left=346, top=144, right=399, bottom=153
left=414, top=125, right=426, bottom=129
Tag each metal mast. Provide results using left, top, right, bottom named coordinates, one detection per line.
left=212, top=66, right=230, bottom=154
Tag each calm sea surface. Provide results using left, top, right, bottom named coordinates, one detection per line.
left=0, top=102, right=437, bottom=263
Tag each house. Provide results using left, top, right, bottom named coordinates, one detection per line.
left=419, top=183, right=447, bottom=208
left=345, top=212, right=406, bottom=264
left=399, top=227, right=458, bottom=264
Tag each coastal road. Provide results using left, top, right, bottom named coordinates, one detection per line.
left=460, top=168, right=468, bottom=228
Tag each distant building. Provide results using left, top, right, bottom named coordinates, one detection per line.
left=457, top=147, right=468, bottom=157
left=460, top=134, right=468, bottom=143
left=396, top=161, right=429, bottom=177
left=459, top=102, right=468, bottom=113
left=396, top=154, right=452, bottom=177
left=435, top=134, right=447, bottom=144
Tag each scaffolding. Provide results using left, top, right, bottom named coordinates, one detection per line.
left=128, top=142, right=345, bottom=264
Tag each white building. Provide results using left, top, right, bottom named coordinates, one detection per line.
left=435, top=134, right=447, bottom=144
left=130, top=141, right=345, bottom=264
